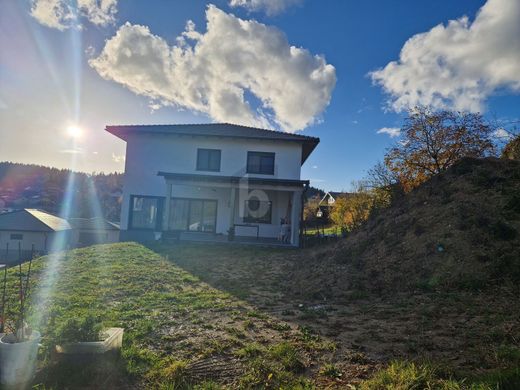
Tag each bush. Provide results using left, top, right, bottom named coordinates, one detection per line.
left=55, top=315, right=103, bottom=343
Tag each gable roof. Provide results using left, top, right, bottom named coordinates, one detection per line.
left=69, top=217, right=120, bottom=230
left=105, top=123, right=320, bottom=164
left=0, top=209, right=71, bottom=232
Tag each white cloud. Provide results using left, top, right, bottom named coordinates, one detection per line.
left=370, top=0, right=520, bottom=113
left=377, top=127, right=401, bottom=138
left=229, top=0, right=302, bottom=15
left=493, top=128, right=513, bottom=140
left=89, top=6, right=336, bottom=132
left=112, top=153, right=125, bottom=163
left=30, top=0, right=117, bottom=30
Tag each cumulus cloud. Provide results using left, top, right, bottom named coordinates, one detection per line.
left=89, top=6, right=336, bottom=132
left=229, top=0, right=302, bottom=15
left=377, top=127, right=401, bottom=138
left=370, top=0, right=520, bottom=113
left=30, top=0, right=117, bottom=30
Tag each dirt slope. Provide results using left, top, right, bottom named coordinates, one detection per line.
left=288, top=157, right=520, bottom=297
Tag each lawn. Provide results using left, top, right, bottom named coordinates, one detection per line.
left=5, top=241, right=520, bottom=389
left=5, top=243, right=336, bottom=389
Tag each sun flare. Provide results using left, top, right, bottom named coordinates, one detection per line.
left=67, top=125, right=82, bottom=138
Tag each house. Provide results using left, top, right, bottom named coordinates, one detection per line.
left=69, top=217, right=120, bottom=247
left=316, top=191, right=353, bottom=220
left=106, top=123, right=320, bottom=246
left=0, top=209, right=71, bottom=262
left=318, top=191, right=353, bottom=207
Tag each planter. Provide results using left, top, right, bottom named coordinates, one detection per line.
left=0, top=331, right=41, bottom=389
left=55, top=327, right=124, bottom=355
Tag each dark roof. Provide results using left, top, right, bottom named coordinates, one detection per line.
left=105, top=123, right=320, bottom=164
left=158, top=172, right=309, bottom=187
left=0, top=209, right=71, bottom=232
left=69, top=217, right=120, bottom=230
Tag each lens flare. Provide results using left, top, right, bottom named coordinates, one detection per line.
left=67, top=125, right=82, bottom=138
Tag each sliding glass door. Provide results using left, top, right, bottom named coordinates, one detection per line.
left=169, top=198, right=217, bottom=233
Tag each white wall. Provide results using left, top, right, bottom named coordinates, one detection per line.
left=120, top=134, right=304, bottom=230
left=0, top=230, right=71, bottom=261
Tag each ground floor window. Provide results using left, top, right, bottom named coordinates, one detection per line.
left=243, top=199, right=272, bottom=224
left=129, top=195, right=163, bottom=230
left=10, top=233, right=23, bottom=240
left=169, top=198, right=217, bottom=233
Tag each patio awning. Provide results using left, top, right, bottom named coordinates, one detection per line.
left=157, top=172, right=309, bottom=188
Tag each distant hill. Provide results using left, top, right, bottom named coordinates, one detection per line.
left=0, top=162, right=123, bottom=222
left=288, top=157, right=520, bottom=296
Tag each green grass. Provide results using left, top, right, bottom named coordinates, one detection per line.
left=359, top=360, right=520, bottom=390
left=3, top=242, right=320, bottom=389
left=304, top=225, right=339, bottom=236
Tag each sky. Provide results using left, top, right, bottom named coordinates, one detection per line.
left=0, top=0, right=519, bottom=191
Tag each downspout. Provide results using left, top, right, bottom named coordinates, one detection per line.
left=299, top=182, right=309, bottom=248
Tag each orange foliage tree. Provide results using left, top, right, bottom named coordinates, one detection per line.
left=385, top=107, right=496, bottom=192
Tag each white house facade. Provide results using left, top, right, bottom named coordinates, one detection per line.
left=107, top=123, right=320, bottom=247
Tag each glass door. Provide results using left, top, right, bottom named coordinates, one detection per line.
left=169, top=199, right=189, bottom=230
left=202, top=201, right=217, bottom=232
left=188, top=200, right=204, bottom=231
left=170, top=198, right=217, bottom=233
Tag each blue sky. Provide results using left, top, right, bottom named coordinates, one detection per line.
left=0, top=0, right=519, bottom=191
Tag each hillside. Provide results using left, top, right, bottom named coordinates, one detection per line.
left=0, top=162, right=123, bottom=221
left=288, top=157, right=520, bottom=297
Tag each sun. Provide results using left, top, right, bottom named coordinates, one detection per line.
left=67, top=125, right=82, bottom=138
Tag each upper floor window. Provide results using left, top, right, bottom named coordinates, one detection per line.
left=10, top=233, right=23, bottom=240
left=197, top=149, right=221, bottom=172
left=247, top=152, right=275, bottom=175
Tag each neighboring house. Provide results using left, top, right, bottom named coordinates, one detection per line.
left=317, top=191, right=353, bottom=220
left=0, top=209, right=71, bottom=262
left=318, top=191, right=353, bottom=207
left=69, top=217, right=120, bottom=247
left=106, top=123, right=320, bottom=246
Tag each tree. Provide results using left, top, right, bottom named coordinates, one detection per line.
left=330, top=185, right=373, bottom=232
left=385, top=107, right=496, bottom=192
left=366, top=161, right=402, bottom=208
left=303, top=196, right=321, bottom=223
left=502, top=133, right=520, bottom=160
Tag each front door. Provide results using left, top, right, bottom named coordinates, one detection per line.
left=169, top=198, right=217, bottom=233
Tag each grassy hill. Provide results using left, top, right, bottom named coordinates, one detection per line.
left=288, top=157, right=520, bottom=297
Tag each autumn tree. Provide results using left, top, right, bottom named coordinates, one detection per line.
left=502, top=133, right=520, bottom=160
left=303, top=196, right=321, bottom=222
left=385, top=107, right=496, bottom=192
left=330, top=184, right=373, bottom=232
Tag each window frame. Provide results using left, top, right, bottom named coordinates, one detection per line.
left=246, top=151, right=275, bottom=175
left=168, top=197, right=218, bottom=233
left=196, top=148, right=221, bottom=172
left=243, top=199, right=272, bottom=224
left=128, top=195, right=164, bottom=231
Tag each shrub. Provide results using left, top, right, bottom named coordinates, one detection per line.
left=55, top=315, right=103, bottom=344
